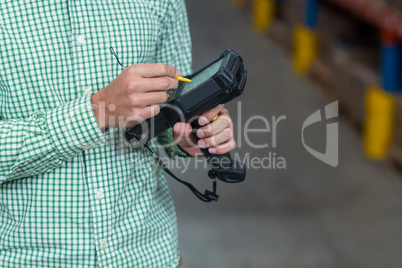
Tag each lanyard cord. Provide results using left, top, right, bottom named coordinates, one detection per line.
left=110, top=47, right=127, bottom=68
left=143, top=144, right=219, bottom=202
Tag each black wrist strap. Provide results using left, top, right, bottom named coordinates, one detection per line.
left=144, top=144, right=219, bottom=202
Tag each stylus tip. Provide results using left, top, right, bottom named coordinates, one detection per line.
left=177, top=77, right=192, bottom=83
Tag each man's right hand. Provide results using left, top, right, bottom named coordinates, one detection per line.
left=91, top=63, right=180, bottom=131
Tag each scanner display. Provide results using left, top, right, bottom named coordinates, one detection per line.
left=183, top=59, right=223, bottom=92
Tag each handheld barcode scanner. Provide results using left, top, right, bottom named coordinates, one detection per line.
left=111, top=48, right=247, bottom=202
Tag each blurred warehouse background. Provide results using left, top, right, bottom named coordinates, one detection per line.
left=163, top=0, right=402, bottom=267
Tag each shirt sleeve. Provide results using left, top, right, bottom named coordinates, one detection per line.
left=0, top=93, right=107, bottom=183
left=155, top=0, right=193, bottom=158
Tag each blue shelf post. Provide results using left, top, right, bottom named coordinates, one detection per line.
left=381, top=31, right=402, bottom=92
left=305, top=0, right=319, bottom=29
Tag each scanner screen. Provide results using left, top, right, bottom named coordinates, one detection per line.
left=183, top=59, right=223, bottom=92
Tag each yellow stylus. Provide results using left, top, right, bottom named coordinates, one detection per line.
left=177, top=77, right=192, bottom=83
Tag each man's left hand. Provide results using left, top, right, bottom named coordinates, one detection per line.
left=173, top=104, right=237, bottom=156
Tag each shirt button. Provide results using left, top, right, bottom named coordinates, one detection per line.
left=95, top=190, right=104, bottom=200
left=82, top=145, right=91, bottom=150
left=83, top=87, right=92, bottom=95
left=76, top=35, right=86, bottom=45
left=100, top=240, right=107, bottom=249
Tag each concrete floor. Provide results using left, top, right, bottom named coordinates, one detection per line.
left=165, top=1, right=402, bottom=267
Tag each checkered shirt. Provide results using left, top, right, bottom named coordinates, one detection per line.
left=0, top=0, right=192, bottom=267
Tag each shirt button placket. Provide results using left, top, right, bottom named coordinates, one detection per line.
left=76, top=35, right=86, bottom=45
left=82, top=145, right=91, bottom=150
left=83, top=86, right=92, bottom=96
left=100, top=240, right=107, bottom=249
left=95, top=189, right=107, bottom=255
left=76, top=34, right=87, bottom=93
left=96, top=190, right=104, bottom=200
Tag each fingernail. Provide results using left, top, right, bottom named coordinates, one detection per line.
left=209, top=148, right=217, bottom=154
left=175, top=70, right=180, bottom=78
left=197, top=129, right=205, bottom=138
left=198, top=140, right=206, bottom=147
left=199, top=116, right=208, bottom=126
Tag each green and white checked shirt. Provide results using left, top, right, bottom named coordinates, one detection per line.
left=0, top=0, right=192, bottom=267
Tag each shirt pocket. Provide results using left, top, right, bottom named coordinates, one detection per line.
left=0, top=7, right=75, bottom=119
left=101, top=3, right=160, bottom=65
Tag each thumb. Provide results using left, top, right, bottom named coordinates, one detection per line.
left=173, top=122, right=192, bottom=137
left=175, top=70, right=183, bottom=79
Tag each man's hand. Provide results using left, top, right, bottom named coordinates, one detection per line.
left=173, top=104, right=237, bottom=156
left=91, top=63, right=180, bottom=131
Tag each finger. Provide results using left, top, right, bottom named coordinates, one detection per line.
left=183, top=147, right=203, bottom=157
left=132, top=91, right=169, bottom=107
left=178, top=136, right=198, bottom=151
left=198, top=104, right=225, bottom=126
left=137, top=105, right=161, bottom=120
left=207, top=139, right=237, bottom=155
left=129, top=77, right=178, bottom=92
left=173, top=123, right=198, bottom=149
left=143, top=77, right=179, bottom=92
left=129, top=63, right=178, bottom=78
left=196, top=113, right=232, bottom=138
left=198, top=128, right=232, bottom=148
left=124, top=105, right=161, bottom=127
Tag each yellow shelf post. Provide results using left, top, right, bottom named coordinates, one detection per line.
left=363, top=86, right=396, bottom=159
left=292, top=24, right=318, bottom=75
left=292, top=0, right=319, bottom=75
left=253, top=0, right=275, bottom=33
